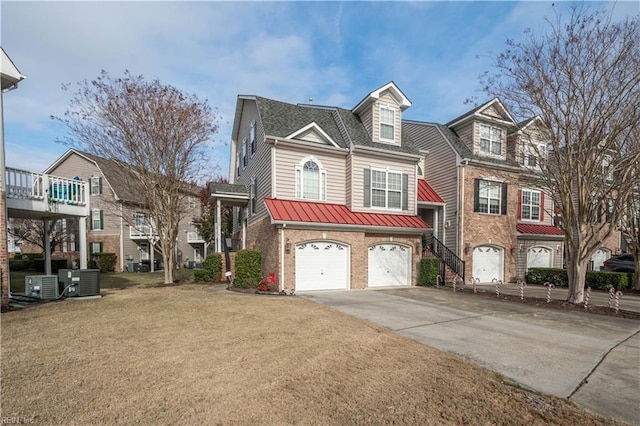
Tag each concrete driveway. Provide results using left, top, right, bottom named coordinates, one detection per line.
left=302, top=287, right=640, bottom=425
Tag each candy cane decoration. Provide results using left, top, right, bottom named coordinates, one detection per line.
left=492, top=278, right=500, bottom=297
left=452, top=276, right=458, bottom=292
left=545, top=282, right=555, bottom=303
left=473, top=277, right=479, bottom=293
left=608, top=286, right=615, bottom=308
left=583, top=286, right=591, bottom=310
left=615, top=291, right=623, bottom=314
left=519, top=280, right=526, bottom=300
left=436, top=274, right=441, bottom=288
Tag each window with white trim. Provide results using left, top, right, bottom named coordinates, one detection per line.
left=479, top=124, right=502, bottom=156
left=91, top=209, right=103, bottom=230
left=521, top=142, right=546, bottom=168
left=295, top=158, right=326, bottom=201
left=475, top=180, right=504, bottom=215
left=250, top=178, right=256, bottom=214
left=521, top=189, right=541, bottom=221
left=242, top=139, right=247, bottom=169
left=188, top=196, right=196, bottom=209
left=90, top=177, right=102, bottom=195
left=250, top=121, right=256, bottom=155
left=371, top=169, right=402, bottom=209
left=89, top=242, right=103, bottom=254
left=379, top=105, right=395, bottom=141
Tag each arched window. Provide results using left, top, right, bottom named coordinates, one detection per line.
left=295, top=158, right=326, bottom=201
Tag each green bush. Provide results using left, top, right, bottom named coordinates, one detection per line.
left=92, top=253, right=117, bottom=272
left=418, top=258, right=440, bottom=286
left=30, top=259, right=69, bottom=273
left=9, top=259, right=29, bottom=271
left=234, top=249, right=262, bottom=288
left=203, top=254, right=223, bottom=282
left=193, top=269, right=214, bottom=282
left=524, top=268, right=569, bottom=286
left=585, top=271, right=633, bottom=291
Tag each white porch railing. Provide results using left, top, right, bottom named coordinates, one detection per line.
left=187, top=230, right=204, bottom=243
left=130, top=225, right=155, bottom=239
left=5, top=167, right=87, bottom=206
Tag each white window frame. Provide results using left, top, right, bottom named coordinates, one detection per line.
left=371, top=168, right=402, bottom=210
left=250, top=121, right=256, bottom=156
left=479, top=124, right=502, bottom=156
left=90, top=176, right=101, bottom=195
left=478, top=180, right=502, bottom=215
left=90, top=242, right=102, bottom=254
left=91, top=209, right=102, bottom=230
left=242, top=138, right=247, bottom=169
left=188, top=195, right=196, bottom=209
left=379, top=105, right=395, bottom=142
left=295, top=157, right=326, bottom=201
left=521, top=189, right=541, bottom=221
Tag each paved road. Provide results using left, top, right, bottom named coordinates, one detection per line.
left=302, top=287, right=640, bottom=425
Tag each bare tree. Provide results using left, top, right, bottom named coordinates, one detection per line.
left=193, top=176, right=233, bottom=249
left=55, top=71, right=219, bottom=284
left=9, top=218, right=72, bottom=253
left=483, top=6, right=640, bottom=303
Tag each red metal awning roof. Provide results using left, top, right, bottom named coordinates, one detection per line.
left=265, top=198, right=430, bottom=229
left=417, top=179, right=445, bottom=203
left=516, top=223, right=564, bottom=236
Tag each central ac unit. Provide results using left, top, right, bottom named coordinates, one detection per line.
left=58, top=269, right=101, bottom=297
left=25, top=275, right=59, bottom=300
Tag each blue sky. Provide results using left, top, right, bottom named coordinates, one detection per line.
left=2, top=1, right=638, bottom=179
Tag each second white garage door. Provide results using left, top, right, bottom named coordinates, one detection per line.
left=368, top=243, right=411, bottom=287
left=295, top=241, right=350, bottom=291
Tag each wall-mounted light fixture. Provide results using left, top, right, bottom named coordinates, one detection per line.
left=464, top=242, right=471, bottom=254
left=285, top=238, right=292, bottom=254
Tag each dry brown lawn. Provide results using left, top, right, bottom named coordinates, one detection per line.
left=1, top=284, right=624, bottom=425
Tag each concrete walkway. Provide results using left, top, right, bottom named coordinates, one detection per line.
left=301, top=287, right=640, bottom=425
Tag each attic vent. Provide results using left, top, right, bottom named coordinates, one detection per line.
left=308, top=97, right=313, bottom=105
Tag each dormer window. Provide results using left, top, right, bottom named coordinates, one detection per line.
left=380, top=105, right=395, bottom=142
left=479, top=124, right=502, bottom=156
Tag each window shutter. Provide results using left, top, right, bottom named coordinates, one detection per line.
left=473, top=179, right=480, bottom=212
left=100, top=210, right=104, bottom=230
left=540, top=193, right=545, bottom=221
left=98, top=242, right=103, bottom=253
left=89, top=243, right=93, bottom=255
left=501, top=183, right=508, bottom=215
left=90, top=214, right=93, bottom=230
left=98, top=177, right=103, bottom=194
left=402, top=173, right=409, bottom=210
left=517, top=189, right=522, bottom=219
left=363, top=169, right=371, bottom=207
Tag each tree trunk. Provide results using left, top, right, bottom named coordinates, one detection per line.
left=162, top=249, right=173, bottom=284
left=566, top=256, right=588, bottom=304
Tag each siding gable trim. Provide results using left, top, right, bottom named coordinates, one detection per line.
left=285, top=122, right=340, bottom=148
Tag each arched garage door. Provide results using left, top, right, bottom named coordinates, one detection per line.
left=472, top=246, right=503, bottom=283
left=295, top=241, right=350, bottom=291
left=368, top=243, right=411, bottom=287
left=527, top=246, right=552, bottom=271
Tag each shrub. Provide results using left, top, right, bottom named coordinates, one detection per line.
left=9, top=259, right=29, bottom=271
left=234, top=249, right=262, bottom=288
left=30, top=259, right=69, bottom=273
left=91, top=253, right=117, bottom=272
left=193, top=269, right=213, bottom=282
left=524, top=268, right=568, bottom=286
left=203, top=254, right=223, bottom=282
left=585, top=271, right=633, bottom=291
left=418, top=258, right=440, bottom=286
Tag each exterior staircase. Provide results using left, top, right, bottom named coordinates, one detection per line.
left=423, top=234, right=465, bottom=284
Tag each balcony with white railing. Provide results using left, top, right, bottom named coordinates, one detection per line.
left=5, top=167, right=89, bottom=218
left=187, top=230, right=205, bottom=243
left=130, top=225, right=156, bottom=240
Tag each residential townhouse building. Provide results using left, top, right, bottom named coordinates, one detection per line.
left=212, top=82, right=445, bottom=292
left=405, top=98, right=620, bottom=283
left=43, top=149, right=206, bottom=271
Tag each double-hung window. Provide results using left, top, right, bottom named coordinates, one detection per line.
left=295, top=158, right=326, bottom=201
left=474, top=179, right=507, bottom=215
left=379, top=105, right=395, bottom=142
left=521, top=189, right=541, bottom=221
left=91, top=209, right=103, bottom=230
left=250, top=121, right=256, bottom=156
left=242, top=139, right=247, bottom=169
left=479, top=124, right=502, bottom=156
left=90, top=177, right=102, bottom=195
left=371, top=169, right=402, bottom=209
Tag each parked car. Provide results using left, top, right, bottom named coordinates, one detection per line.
left=602, top=254, right=635, bottom=273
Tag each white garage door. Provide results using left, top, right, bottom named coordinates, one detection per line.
left=591, top=248, right=611, bottom=271
left=527, top=246, right=552, bottom=270
left=368, top=243, right=411, bottom=287
left=472, top=246, right=503, bottom=283
left=295, top=241, right=349, bottom=291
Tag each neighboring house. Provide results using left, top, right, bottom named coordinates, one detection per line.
left=404, top=98, right=620, bottom=282
left=211, top=82, right=445, bottom=292
left=44, top=149, right=205, bottom=271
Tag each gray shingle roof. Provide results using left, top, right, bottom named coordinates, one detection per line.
left=253, top=96, right=420, bottom=156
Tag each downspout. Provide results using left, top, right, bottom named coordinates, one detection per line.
left=442, top=204, right=446, bottom=245
left=459, top=160, right=468, bottom=259
left=280, top=225, right=286, bottom=292
left=119, top=203, right=125, bottom=271
left=272, top=141, right=277, bottom=199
